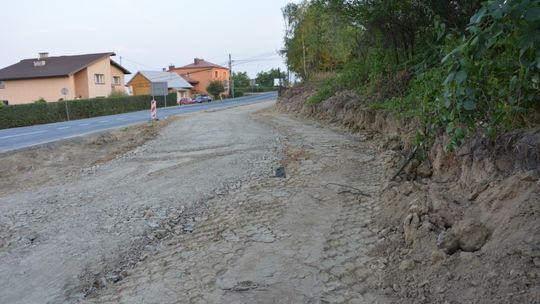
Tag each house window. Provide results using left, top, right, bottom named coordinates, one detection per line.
left=94, top=74, right=105, bottom=84
left=112, top=76, right=121, bottom=85
left=0, top=81, right=5, bottom=89
left=215, top=71, right=218, bottom=78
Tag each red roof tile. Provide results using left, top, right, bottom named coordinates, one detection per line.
left=176, top=58, right=228, bottom=70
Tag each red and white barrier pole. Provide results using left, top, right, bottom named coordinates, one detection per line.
left=151, top=99, right=157, bottom=120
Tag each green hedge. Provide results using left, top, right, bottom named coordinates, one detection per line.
left=0, top=93, right=177, bottom=129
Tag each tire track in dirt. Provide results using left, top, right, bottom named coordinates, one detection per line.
left=85, top=110, right=394, bottom=303
left=0, top=103, right=282, bottom=304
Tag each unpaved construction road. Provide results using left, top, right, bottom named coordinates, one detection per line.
left=1, top=101, right=393, bottom=303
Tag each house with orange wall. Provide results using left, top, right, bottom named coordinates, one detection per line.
left=168, top=58, right=229, bottom=96
left=0, top=52, right=130, bottom=105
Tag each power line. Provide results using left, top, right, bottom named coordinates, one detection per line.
left=121, top=52, right=283, bottom=83
left=121, top=57, right=162, bottom=70
left=232, top=58, right=281, bottom=67
left=236, top=52, right=279, bottom=61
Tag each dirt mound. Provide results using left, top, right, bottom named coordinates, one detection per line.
left=275, top=80, right=319, bottom=114
left=277, top=83, right=417, bottom=148
left=276, top=82, right=540, bottom=303
left=377, top=130, right=540, bottom=303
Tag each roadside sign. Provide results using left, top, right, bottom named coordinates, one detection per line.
left=61, top=88, right=69, bottom=96
left=151, top=100, right=157, bottom=120
left=151, top=82, right=168, bottom=97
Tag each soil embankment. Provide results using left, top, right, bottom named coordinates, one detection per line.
left=276, top=83, right=540, bottom=303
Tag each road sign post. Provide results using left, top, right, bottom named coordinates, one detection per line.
left=151, top=100, right=157, bottom=120
left=61, top=88, right=70, bottom=121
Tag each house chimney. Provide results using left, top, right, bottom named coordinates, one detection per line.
left=34, top=52, right=48, bottom=67
left=194, top=58, right=203, bottom=64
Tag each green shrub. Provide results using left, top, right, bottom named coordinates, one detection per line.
left=439, top=0, right=540, bottom=149
left=234, top=89, right=245, bottom=97
left=108, top=90, right=129, bottom=98
left=207, top=80, right=224, bottom=100
left=308, top=77, right=337, bottom=104
left=34, top=97, right=46, bottom=104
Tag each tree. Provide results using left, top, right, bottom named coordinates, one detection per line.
left=232, top=72, right=251, bottom=88
left=206, top=80, right=224, bottom=100
left=281, top=0, right=482, bottom=77
left=256, top=68, right=287, bottom=87
left=281, top=1, right=359, bottom=79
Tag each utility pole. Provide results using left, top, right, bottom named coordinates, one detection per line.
left=302, top=31, right=307, bottom=79
left=278, top=67, right=282, bottom=97
left=229, top=54, right=235, bottom=98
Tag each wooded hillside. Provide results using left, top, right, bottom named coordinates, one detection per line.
left=281, top=0, right=540, bottom=150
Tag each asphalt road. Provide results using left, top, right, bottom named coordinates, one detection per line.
left=0, top=92, right=277, bottom=153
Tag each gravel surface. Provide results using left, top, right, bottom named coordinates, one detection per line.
left=0, top=101, right=282, bottom=304
left=1, top=100, right=393, bottom=303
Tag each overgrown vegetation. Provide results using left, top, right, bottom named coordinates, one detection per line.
left=0, top=93, right=176, bottom=129
left=282, top=0, right=540, bottom=150
left=255, top=68, right=287, bottom=87
left=230, top=69, right=284, bottom=97
left=232, top=72, right=251, bottom=89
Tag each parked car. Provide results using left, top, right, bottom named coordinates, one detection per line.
left=194, top=95, right=211, bottom=103
left=178, top=97, right=193, bottom=105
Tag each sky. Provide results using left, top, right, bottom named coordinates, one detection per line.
left=1, top=0, right=296, bottom=79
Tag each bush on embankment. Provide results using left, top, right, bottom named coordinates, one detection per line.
left=282, top=0, right=540, bottom=152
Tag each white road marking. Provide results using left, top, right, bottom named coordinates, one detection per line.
left=116, top=117, right=126, bottom=121
left=0, top=130, right=47, bottom=139
left=79, top=123, right=90, bottom=126
left=57, top=126, right=70, bottom=130
left=98, top=120, right=108, bottom=123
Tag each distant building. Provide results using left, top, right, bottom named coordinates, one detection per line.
left=127, top=70, right=193, bottom=100
left=168, top=58, right=229, bottom=96
left=0, top=52, right=130, bottom=105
